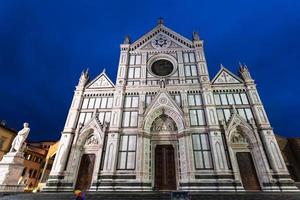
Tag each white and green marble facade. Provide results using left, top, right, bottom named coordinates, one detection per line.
left=44, top=22, right=298, bottom=192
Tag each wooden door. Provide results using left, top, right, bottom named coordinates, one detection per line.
left=236, top=152, right=261, bottom=191
left=155, top=145, right=176, bottom=190
left=75, top=154, right=95, bottom=191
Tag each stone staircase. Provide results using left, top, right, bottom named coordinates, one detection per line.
left=1, top=192, right=300, bottom=200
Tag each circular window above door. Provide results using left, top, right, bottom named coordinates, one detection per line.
left=151, top=59, right=174, bottom=77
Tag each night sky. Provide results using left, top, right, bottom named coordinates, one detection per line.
left=0, top=0, right=299, bottom=141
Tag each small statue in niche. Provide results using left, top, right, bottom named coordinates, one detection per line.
left=85, top=135, right=99, bottom=146
left=231, top=131, right=248, bottom=144
left=160, top=80, right=165, bottom=88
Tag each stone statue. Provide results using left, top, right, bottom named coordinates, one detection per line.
left=9, top=122, right=30, bottom=153
left=160, top=80, right=165, bottom=88
left=124, top=35, right=131, bottom=44
left=192, top=31, right=200, bottom=41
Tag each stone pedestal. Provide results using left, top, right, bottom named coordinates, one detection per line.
left=0, top=152, right=25, bottom=192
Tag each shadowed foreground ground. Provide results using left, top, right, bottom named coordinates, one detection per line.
left=0, top=191, right=300, bottom=200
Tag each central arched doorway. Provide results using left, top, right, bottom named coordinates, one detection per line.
left=155, top=145, right=176, bottom=190
left=151, top=114, right=178, bottom=190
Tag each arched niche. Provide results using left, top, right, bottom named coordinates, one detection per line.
left=151, top=114, right=178, bottom=133
left=229, top=127, right=252, bottom=148
left=67, top=118, right=105, bottom=191
left=143, top=106, right=185, bottom=134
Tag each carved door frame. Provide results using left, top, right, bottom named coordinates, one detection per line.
left=72, top=130, right=104, bottom=190
left=230, top=148, right=262, bottom=190
left=151, top=138, right=179, bottom=190
left=73, top=146, right=103, bottom=190
left=75, top=153, right=96, bottom=190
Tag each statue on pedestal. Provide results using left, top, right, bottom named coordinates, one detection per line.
left=0, top=122, right=30, bottom=192
left=9, top=122, right=30, bottom=153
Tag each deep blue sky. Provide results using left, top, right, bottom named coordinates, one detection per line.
left=0, top=0, right=299, bottom=141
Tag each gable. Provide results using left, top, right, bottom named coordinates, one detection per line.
left=137, top=32, right=189, bottom=51
left=144, top=91, right=183, bottom=117
left=212, top=67, right=243, bottom=84
left=130, top=24, right=194, bottom=51
left=86, top=73, right=115, bottom=89
left=143, top=91, right=186, bottom=132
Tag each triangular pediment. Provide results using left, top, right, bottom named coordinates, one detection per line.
left=86, top=72, right=115, bottom=89
left=80, top=115, right=104, bottom=135
left=144, top=91, right=183, bottom=117
left=130, top=24, right=194, bottom=51
left=212, top=66, right=243, bottom=84
left=143, top=91, right=186, bottom=132
left=137, top=32, right=190, bottom=51
left=226, top=110, right=253, bottom=133
left=77, top=115, right=105, bottom=147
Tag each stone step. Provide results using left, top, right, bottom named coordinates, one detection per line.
left=1, top=192, right=300, bottom=200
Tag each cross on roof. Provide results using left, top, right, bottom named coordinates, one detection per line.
left=158, top=17, right=164, bottom=25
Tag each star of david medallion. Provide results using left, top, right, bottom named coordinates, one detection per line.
left=151, top=34, right=171, bottom=49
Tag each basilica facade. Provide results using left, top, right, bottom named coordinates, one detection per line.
left=44, top=21, right=298, bottom=192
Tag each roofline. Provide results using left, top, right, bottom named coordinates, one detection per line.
left=0, top=124, right=17, bottom=135
left=28, top=140, right=59, bottom=143
left=129, top=23, right=195, bottom=51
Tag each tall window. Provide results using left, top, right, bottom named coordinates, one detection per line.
left=192, top=133, right=213, bottom=169
left=183, top=52, right=196, bottom=63
left=145, top=95, right=154, bottom=107
left=172, top=94, right=181, bottom=107
left=122, top=111, right=138, bottom=127
left=78, top=112, right=93, bottom=125
left=216, top=108, right=253, bottom=122
left=184, top=65, right=198, bottom=77
left=189, top=109, right=206, bottom=126
left=213, top=93, right=249, bottom=106
left=188, top=94, right=202, bottom=106
left=129, top=55, right=142, bottom=65
left=124, top=96, right=139, bottom=108
left=128, top=67, right=141, bottom=79
left=82, top=97, right=113, bottom=109
left=117, top=135, right=137, bottom=170
left=98, top=112, right=112, bottom=124
left=78, top=111, right=111, bottom=126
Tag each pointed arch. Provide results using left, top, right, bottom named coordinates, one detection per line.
left=226, top=112, right=257, bottom=146
left=77, top=117, right=105, bottom=147
left=142, top=92, right=186, bottom=133
left=143, top=107, right=185, bottom=133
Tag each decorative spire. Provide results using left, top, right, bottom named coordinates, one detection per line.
left=102, top=68, right=106, bottom=74
left=93, top=108, right=99, bottom=119
left=78, top=68, right=89, bottom=87
left=158, top=17, right=164, bottom=25
left=239, top=63, right=253, bottom=82
left=230, top=104, right=237, bottom=114
left=123, top=35, right=131, bottom=44
left=192, top=31, right=200, bottom=41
